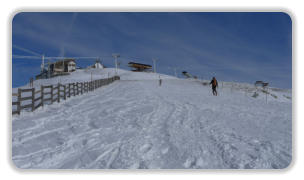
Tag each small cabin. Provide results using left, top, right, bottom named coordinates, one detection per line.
left=91, top=60, right=104, bottom=69
left=49, top=58, right=76, bottom=75
left=255, top=81, right=264, bottom=86
left=36, top=58, right=76, bottom=79
left=128, top=62, right=152, bottom=72
left=255, top=81, right=269, bottom=88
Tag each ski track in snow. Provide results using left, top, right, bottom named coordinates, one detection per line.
left=12, top=70, right=292, bottom=169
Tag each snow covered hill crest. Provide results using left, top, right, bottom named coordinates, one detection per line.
left=12, top=68, right=292, bottom=169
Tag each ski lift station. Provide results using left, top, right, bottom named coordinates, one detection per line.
left=50, top=58, right=76, bottom=74
left=36, top=58, right=76, bottom=79
left=128, top=62, right=152, bottom=72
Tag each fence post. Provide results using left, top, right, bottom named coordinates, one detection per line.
left=64, top=85, right=66, bottom=100
left=41, top=85, right=44, bottom=107
left=73, top=83, right=76, bottom=96
left=32, top=88, right=35, bottom=111
left=51, top=85, right=54, bottom=104
left=57, top=83, right=60, bottom=103
left=17, top=89, right=21, bottom=115
left=79, top=83, right=81, bottom=94
left=77, top=83, right=81, bottom=94
left=76, top=82, right=79, bottom=95
left=68, top=83, right=71, bottom=97
left=81, top=83, right=83, bottom=94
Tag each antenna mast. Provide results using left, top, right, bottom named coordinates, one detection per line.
left=41, top=54, right=45, bottom=72
left=152, top=58, right=158, bottom=73
left=112, top=53, right=120, bottom=75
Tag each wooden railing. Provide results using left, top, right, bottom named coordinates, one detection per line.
left=12, top=76, right=120, bottom=115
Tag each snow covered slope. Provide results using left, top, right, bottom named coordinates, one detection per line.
left=12, top=68, right=292, bottom=169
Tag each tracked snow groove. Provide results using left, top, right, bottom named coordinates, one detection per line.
left=12, top=70, right=292, bottom=169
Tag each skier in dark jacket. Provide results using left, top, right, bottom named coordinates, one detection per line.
left=210, top=77, right=218, bottom=96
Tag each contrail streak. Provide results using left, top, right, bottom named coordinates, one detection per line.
left=12, top=45, right=41, bottom=56
left=59, top=13, right=78, bottom=57
left=12, top=55, right=41, bottom=59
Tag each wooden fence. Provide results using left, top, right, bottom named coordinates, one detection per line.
left=12, top=76, right=120, bottom=115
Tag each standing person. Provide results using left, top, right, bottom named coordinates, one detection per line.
left=210, top=77, right=218, bottom=96
left=30, top=77, right=33, bottom=87
left=159, top=75, right=162, bottom=86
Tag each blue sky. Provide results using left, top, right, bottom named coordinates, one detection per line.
left=12, top=12, right=292, bottom=88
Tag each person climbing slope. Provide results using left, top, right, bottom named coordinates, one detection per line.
left=159, top=75, right=162, bottom=86
left=210, top=77, right=218, bottom=96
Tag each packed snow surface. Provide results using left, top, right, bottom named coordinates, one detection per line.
left=12, top=68, right=292, bottom=169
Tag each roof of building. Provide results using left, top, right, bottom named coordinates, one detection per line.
left=51, top=58, right=76, bottom=65
left=128, top=62, right=152, bottom=68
